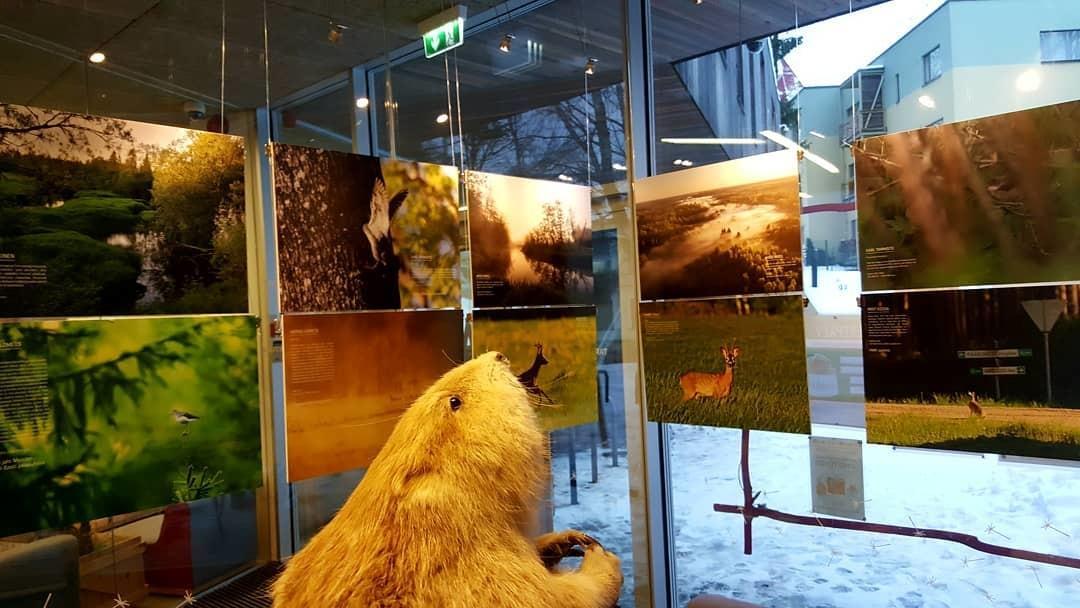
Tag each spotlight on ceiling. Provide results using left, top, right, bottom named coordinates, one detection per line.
left=612, top=162, right=627, bottom=171
left=682, top=160, right=694, bottom=167
left=436, top=113, right=450, bottom=124
left=585, top=57, right=598, bottom=75
left=355, top=97, right=370, bottom=109
left=328, top=23, right=348, bottom=44
left=673, top=159, right=684, bottom=166
left=499, top=33, right=515, bottom=53
left=557, top=174, right=574, bottom=182
left=917, top=94, right=936, bottom=109
left=88, top=51, right=106, bottom=64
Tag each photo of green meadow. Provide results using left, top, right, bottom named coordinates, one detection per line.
left=640, top=295, right=810, bottom=433
left=0, top=315, right=261, bottom=536
left=0, top=103, right=248, bottom=317
left=864, top=285, right=1080, bottom=461
left=472, top=307, right=597, bottom=431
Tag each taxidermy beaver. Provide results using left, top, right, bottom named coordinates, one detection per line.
left=272, top=351, right=623, bottom=607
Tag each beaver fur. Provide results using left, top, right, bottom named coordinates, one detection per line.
left=272, top=351, right=623, bottom=607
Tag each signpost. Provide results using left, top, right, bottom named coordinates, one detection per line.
left=1022, top=299, right=1065, bottom=403
left=419, top=5, right=467, bottom=59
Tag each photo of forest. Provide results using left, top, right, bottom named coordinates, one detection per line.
left=0, top=316, right=261, bottom=536
left=472, top=307, right=598, bottom=431
left=636, top=150, right=801, bottom=301
left=282, top=310, right=463, bottom=481
left=640, top=295, right=810, bottom=433
left=273, top=145, right=461, bottom=313
left=863, top=285, right=1080, bottom=461
left=0, top=103, right=248, bottom=317
left=466, top=171, right=592, bottom=308
left=855, top=99, right=1080, bottom=292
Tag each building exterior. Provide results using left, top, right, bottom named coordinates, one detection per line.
left=798, top=0, right=1080, bottom=273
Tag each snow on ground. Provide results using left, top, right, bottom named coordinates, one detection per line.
left=550, top=422, right=1080, bottom=607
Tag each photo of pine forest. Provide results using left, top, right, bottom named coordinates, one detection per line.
left=855, top=99, right=1080, bottom=291
left=636, top=150, right=802, bottom=301
left=0, top=316, right=261, bottom=536
left=467, top=171, right=593, bottom=308
left=864, top=285, right=1080, bottom=461
left=0, top=103, right=248, bottom=317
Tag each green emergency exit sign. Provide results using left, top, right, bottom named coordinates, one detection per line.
left=420, top=6, right=467, bottom=59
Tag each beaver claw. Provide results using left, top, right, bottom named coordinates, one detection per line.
left=536, top=529, right=599, bottom=568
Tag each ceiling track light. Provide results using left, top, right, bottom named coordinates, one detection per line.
left=88, top=51, right=106, bottom=64
left=759, top=130, right=840, bottom=174
left=499, top=33, right=515, bottom=53
left=585, top=57, right=598, bottom=75
left=328, top=22, right=349, bottom=44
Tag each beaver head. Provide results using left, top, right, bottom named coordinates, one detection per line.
left=357, top=351, right=546, bottom=532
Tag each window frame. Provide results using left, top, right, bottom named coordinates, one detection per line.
left=1039, top=29, right=1080, bottom=63
left=922, top=45, right=943, bottom=84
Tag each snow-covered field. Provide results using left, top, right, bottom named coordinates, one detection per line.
left=551, top=416, right=1080, bottom=608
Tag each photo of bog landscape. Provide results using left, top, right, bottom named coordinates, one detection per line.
left=0, top=316, right=261, bottom=536
left=0, top=103, right=249, bottom=317
left=863, top=285, right=1080, bottom=461
left=855, top=99, right=1080, bottom=292
left=640, top=295, right=810, bottom=433
left=467, top=171, right=593, bottom=308
left=636, top=150, right=802, bottom=301
left=273, top=144, right=461, bottom=313
left=282, top=310, right=463, bottom=481
left=472, top=306, right=598, bottom=431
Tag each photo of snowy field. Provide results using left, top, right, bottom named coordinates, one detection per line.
left=550, top=365, right=1080, bottom=608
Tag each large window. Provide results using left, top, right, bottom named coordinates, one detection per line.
left=1041, top=29, right=1080, bottom=62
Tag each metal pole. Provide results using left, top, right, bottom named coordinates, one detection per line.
left=1044, top=331, right=1053, bottom=403
left=591, top=424, right=599, bottom=484
left=568, top=427, right=578, bottom=506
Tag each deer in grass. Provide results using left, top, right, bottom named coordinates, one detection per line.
left=517, top=343, right=555, bottom=404
left=967, top=391, right=983, bottom=417
left=680, top=345, right=741, bottom=401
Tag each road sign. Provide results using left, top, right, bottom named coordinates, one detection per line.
left=957, top=348, right=1033, bottom=359
left=1022, top=299, right=1064, bottom=332
left=971, top=366, right=1026, bottom=376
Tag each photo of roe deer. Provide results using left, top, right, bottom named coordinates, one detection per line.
left=863, top=284, right=1080, bottom=461
left=640, top=295, right=810, bottom=433
left=471, top=306, right=598, bottom=431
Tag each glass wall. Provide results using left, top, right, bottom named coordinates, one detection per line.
left=647, top=0, right=1080, bottom=606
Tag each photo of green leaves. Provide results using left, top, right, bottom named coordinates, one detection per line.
left=0, top=315, right=261, bottom=537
